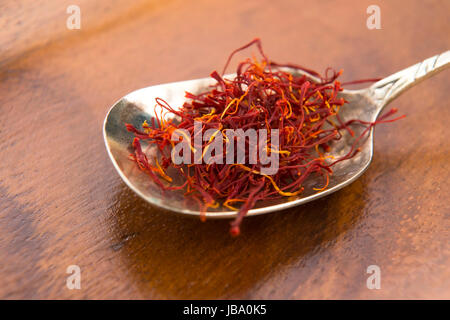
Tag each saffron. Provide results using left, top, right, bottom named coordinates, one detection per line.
left=126, top=38, right=404, bottom=236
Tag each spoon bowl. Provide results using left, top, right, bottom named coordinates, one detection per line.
left=103, top=51, right=449, bottom=218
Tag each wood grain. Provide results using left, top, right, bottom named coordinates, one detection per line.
left=0, top=0, right=449, bottom=299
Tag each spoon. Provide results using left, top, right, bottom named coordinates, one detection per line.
left=103, top=51, right=450, bottom=219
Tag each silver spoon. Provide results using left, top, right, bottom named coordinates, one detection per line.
left=103, top=51, right=450, bottom=219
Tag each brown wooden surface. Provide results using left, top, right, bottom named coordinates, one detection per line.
left=0, top=0, right=449, bottom=299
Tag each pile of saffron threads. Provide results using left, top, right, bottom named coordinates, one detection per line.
left=126, top=39, right=404, bottom=236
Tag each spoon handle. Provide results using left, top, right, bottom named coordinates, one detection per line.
left=369, top=51, right=450, bottom=109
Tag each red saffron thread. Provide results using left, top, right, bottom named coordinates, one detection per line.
left=126, top=38, right=404, bottom=235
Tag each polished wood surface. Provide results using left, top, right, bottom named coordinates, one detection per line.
left=0, top=0, right=449, bottom=299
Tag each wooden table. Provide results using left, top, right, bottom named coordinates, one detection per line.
left=0, top=0, right=448, bottom=299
